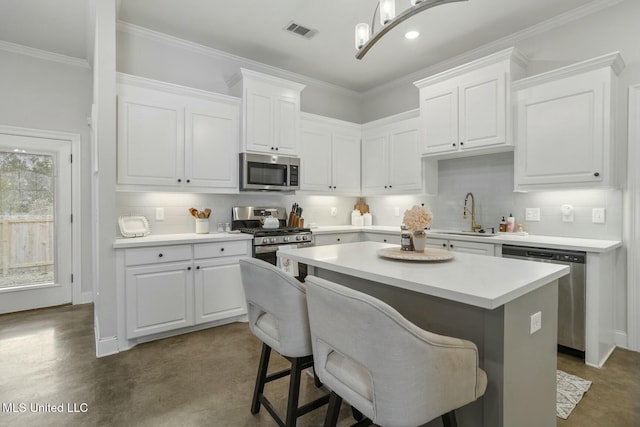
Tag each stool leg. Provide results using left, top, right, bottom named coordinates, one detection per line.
left=285, top=357, right=304, bottom=427
left=251, top=343, right=271, bottom=414
left=441, top=410, right=458, bottom=427
left=324, top=391, right=343, bottom=427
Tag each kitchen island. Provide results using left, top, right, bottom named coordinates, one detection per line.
left=278, top=241, right=569, bottom=427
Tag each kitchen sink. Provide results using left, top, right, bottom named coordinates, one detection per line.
left=429, top=230, right=499, bottom=238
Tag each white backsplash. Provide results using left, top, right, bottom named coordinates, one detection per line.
left=366, top=152, right=622, bottom=241
left=116, top=192, right=358, bottom=236
left=117, top=152, right=622, bottom=241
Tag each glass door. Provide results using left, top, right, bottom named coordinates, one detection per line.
left=0, top=134, right=72, bottom=313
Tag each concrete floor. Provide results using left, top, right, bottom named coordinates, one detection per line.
left=0, top=303, right=638, bottom=427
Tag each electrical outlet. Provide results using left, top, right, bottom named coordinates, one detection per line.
left=530, top=311, right=542, bottom=334
left=592, top=208, right=606, bottom=224
left=525, top=208, right=540, bottom=221
left=330, top=207, right=337, bottom=217
left=394, top=207, right=400, bottom=217
left=155, top=207, right=164, bottom=221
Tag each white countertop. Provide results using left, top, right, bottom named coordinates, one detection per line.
left=312, top=225, right=621, bottom=253
left=113, top=232, right=252, bottom=249
left=278, top=241, right=569, bottom=310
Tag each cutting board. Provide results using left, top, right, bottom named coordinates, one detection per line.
left=354, top=197, right=369, bottom=214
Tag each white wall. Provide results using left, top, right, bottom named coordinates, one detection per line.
left=0, top=49, right=93, bottom=298
left=115, top=24, right=363, bottom=123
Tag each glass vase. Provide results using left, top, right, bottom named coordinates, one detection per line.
left=413, top=230, right=426, bottom=252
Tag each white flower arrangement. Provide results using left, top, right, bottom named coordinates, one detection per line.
left=403, top=205, right=433, bottom=232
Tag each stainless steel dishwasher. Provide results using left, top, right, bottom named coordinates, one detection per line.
left=502, top=245, right=586, bottom=357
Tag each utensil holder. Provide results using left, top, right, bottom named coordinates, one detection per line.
left=195, top=219, right=210, bottom=234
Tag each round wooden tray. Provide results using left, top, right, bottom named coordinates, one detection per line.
left=377, top=247, right=454, bottom=262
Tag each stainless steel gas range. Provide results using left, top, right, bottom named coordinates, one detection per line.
left=232, top=207, right=313, bottom=281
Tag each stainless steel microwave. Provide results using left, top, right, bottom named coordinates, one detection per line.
left=239, top=153, right=300, bottom=191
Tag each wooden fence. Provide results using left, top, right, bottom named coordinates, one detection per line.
left=0, top=217, right=54, bottom=277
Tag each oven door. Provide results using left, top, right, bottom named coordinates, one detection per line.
left=254, top=243, right=312, bottom=281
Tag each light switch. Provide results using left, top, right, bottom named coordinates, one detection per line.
left=155, top=207, right=164, bottom=221
left=592, top=208, right=606, bottom=224
left=330, top=207, right=337, bottom=217
left=525, top=208, right=540, bottom=221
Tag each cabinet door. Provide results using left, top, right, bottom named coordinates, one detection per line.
left=459, top=71, right=506, bottom=150
left=117, top=95, right=184, bottom=186
left=515, top=72, right=606, bottom=187
left=425, top=237, right=449, bottom=250
left=300, top=126, right=333, bottom=192
left=388, top=124, right=422, bottom=192
left=185, top=103, right=239, bottom=189
left=332, top=133, right=361, bottom=194
left=125, top=261, right=194, bottom=338
left=245, top=86, right=274, bottom=153
left=420, top=85, right=459, bottom=154
left=194, top=258, right=246, bottom=324
left=274, top=94, right=300, bottom=155
left=361, top=134, right=389, bottom=193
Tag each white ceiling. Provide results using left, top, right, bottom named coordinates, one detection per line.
left=0, top=0, right=612, bottom=92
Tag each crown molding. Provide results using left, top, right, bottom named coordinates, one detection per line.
left=116, top=21, right=362, bottom=99
left=363, top=0, right=625, bottom=96
left=116, top=72, right=241, bottom=105
left=0, top=40, right=90, bottom=69
left=512, top=51, right=625, bottom=90
left=226, top=68, right=306, bottom=92
left=361, top=109, right=420, bottom=130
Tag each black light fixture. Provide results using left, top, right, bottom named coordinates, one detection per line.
left=355, top=0, right=468, bottom=60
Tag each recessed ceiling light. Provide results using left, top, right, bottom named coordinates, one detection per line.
left=405, top=31, right=420, bottom=40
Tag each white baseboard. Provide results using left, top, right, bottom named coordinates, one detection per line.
left=78, top=291, right=93, bottom=304
left=614, top=329, right=628, bottom=349
left=95, top=334, right=119, bottom=358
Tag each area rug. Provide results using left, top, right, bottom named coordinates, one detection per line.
left=557, top=369, right=592, bottom=419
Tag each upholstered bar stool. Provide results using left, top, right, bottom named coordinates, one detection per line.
left=239, top=258, right=329, bottom=427
left=304, top=275, right=488, bottom=427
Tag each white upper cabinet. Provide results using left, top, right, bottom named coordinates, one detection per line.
left=227, top=68, right=305, bottom=156
left=117, top=74, right=240, bottom=192
left=513, top=53, right=624, bottom=190
left=300, top=114, right=361, bottom=195
left=414, top=47, right=527, bottom=158
left=362, top=111, right=429, bottom=195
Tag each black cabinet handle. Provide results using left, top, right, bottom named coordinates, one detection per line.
left=275, top=147, right=279, bottom=151
left=337, top=238, right=341, bottom=242
left=158, top=253, right=163, bottom=257
left=177, top=179, right=182, bottom=183
left=442, top=243, right=446, bottom=248
left=196, top=266, right=200, bottom=270
left=220, top=247, right=225, bottom=252
left=383, top=239, right=387, bottom=242
left=452, top=143, right=456, bottom=147
left=187, top=266, right=191, bottom=271
left=460, top=142, right=464, bottom=146
left=384, top=185, right=388, bottom=189
left=186, top=179, right=190, bottom=183
left=450, top=244, right=454, bottom=249
left=594, top=172, right=600, bottom=177
left=389, top=185, right=392, bottom=188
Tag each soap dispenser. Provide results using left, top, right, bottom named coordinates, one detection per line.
left=499, top=216, right=507, bottom=233
left=506, top=213, right=515, bottom=232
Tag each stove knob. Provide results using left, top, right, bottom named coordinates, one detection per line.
left=271, top=238, right=277, bottom=244
left=296, top=235, right=302, bottom=241
left=262, top=238, right=270, bottom=244
left=283, top=236, right=289, bottom=242
left=302, top=235, right=308, bottom=241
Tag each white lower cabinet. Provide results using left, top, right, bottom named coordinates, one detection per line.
left=314, top=233, right=361, bottom=246
left=125, top=260, right=194, bottom=338
left=121, top=240, right=249, bottom=341
left=425, top=237, right=495, bottom=256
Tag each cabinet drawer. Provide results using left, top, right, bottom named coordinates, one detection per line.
left=125, top=245, right=192, bottom=266
left=194, top=240, right=249, bottom=259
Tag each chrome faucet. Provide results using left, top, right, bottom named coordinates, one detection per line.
left=463, top=192, right=482, bottom=232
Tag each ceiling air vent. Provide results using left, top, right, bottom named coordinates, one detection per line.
left=284, top=21, right=317, bottom=39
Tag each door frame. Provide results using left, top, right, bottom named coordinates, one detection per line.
left=0, top=125, right=82, bottom=305
left=627, top=85, right=640, bottom=351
